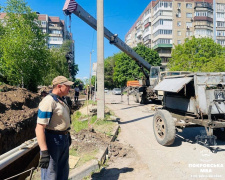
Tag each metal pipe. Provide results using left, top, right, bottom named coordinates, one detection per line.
left=0, top=138, right=38, bottom=170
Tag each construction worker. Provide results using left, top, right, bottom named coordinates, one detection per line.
left=35, top=76, right=74, bottom=180
left=74, top=85, right=80, bottom=102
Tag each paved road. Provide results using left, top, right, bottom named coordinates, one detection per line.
left=96, top=92, right=225, bottom=180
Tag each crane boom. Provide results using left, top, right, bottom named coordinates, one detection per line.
left=63, top=1, right=151, bottom=71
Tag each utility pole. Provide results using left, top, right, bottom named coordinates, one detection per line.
left=97, top=0, right=105, bottom=119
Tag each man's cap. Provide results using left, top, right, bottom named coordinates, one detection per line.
left=52, top=76, right=74, bottom=86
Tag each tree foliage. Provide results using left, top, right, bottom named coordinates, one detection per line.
left=0, top=0, right=78, bottom=90
left=168, top=37, right=225, bottom=72
left=113, top=44, right=161, bottom=87
left=42, top=40, right=78, bottom=85
left=104, top=56, right=115, bottom=89
left=0, top=0, right=50, bottom=91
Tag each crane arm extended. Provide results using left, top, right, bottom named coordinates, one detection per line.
left=63, top=0, right=151, bottom=72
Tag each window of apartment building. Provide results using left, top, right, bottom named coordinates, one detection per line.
left=153, top=19, right=172, bottom=29
left=177, top=40, right=181, bottom=44
left=186, top=3, right=192, bottom=8
left=217, top=13, right=225, bottom=18
left=144, top=26, right=150, bottom=33
left=143, top=34, right=151, bottom=42
left=217, top=31, right=225, bottom=36
left=42, top=29, right=46, bottom=33
left=48, top=44, right=61, bottom=48
left=195, top=29, right=213, bottom=37
left=217, top=21, right=225, bottom=27
left=186, top=31, right=193, bottom=37
left=177, top=21, right=181, bottom=26
left=161, top=57, right=169, bottom=63
left=51, top=30, right=61, bottom=34
left=49, top=37, right=63, bottom=41
left=217, top=3, right=225, bottom=11
left=41, top=21, right=46, bottom=25
left=153, top=29, right=172, bottom=38
left=136, top=21, right=141, bottom=27
left=155, top=38, right=172, bottom=45
left=177, top=31, right=181, bottom=36
left=177, top=3, right=181, bottom=8
left=144, top=9, right=150, bottom=17
left=195, top=11, right=212, bottom=18
left=186, top=22, right=192, bottom=28
left=154, top=1, right=172, bottom=12
left=136, top=27, right=142, bottom=33
left=218, top=40, right=225, bottom=46
left=144, top=18, right=150, bottom=25
left=186, top=13, right=192, bottom=18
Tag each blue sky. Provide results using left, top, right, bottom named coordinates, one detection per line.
left=3, top=0, right=152, bottom=81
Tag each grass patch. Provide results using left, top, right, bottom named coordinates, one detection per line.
left=69, top=103, right=118, bottom=169
left=69, top=148, right=98, bottom=168
left=71, top=111, right=115, bottom=135
left=84, top=100, right=97, bottom=106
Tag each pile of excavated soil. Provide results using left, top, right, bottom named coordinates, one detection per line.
left=0, top=85, right=40, bottom=130
left=0, top=84, right=41, bottom=154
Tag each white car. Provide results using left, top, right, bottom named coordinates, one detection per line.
left=104, top=88, right=109, bottom=93
left=112, top=88, right=121, bottom=95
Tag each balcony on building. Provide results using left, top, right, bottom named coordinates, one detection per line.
left=143, top=34, right=151, bottom=42
left=194, top=2, right=213, bottom=10
left=217, top=36, right=225, bottom=40
left=194, top=24, right=213, bottom=30
left=217, top=27, right=225, bottom=31
left=194, top=16, right=213, bottom=22
left=126, top=33, right=132, bottom=42
left=158, top=49, right=171, bottom=58
left=136, top=37, right=142, bottom=44
left=136, top=20, right=141, bottom=29
left=136, top=28, right=142, bottom=38
left=49, top=25, right=63, bottom=30
left=153, top=43, right=172, bottom=50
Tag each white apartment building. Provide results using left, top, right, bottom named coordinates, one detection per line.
left=125, top=0, right=225, bottom=66
left=216, top=0, right=225, bottom=46
left=37, top=13, right=74, bottom=51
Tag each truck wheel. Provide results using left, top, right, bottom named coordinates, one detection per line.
left=153, top=110, right=176, bottom=146
left=133, top=92, right=140, bottom=103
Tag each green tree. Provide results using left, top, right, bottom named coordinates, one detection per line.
left=91, top=75, right=96, bottom=86
left=113, top=44, right=161, bottom=87
left=41, top=40, right=79, bottom=85
left=168, top=37, right=225, bottom=72
left=104, top=55, right=115, bottom=89
left=0, top=0, right=50, bottom=91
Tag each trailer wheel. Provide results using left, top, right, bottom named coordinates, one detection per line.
left=153, top=110, right=176, bottom=146
left=133, top=92, right=140, bottom=103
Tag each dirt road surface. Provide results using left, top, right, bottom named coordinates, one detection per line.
left=93, top=92, right=225, bottom=180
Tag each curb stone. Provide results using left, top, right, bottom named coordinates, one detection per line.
left=68, top=122, right=120, bottom=180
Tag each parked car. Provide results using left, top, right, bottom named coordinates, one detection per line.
left=104, top=88, right=109, bottom=93
left=112, top=88, right=121, bottom=95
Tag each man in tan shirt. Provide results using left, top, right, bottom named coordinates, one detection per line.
left=35, top=76, right=74, bottom=180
